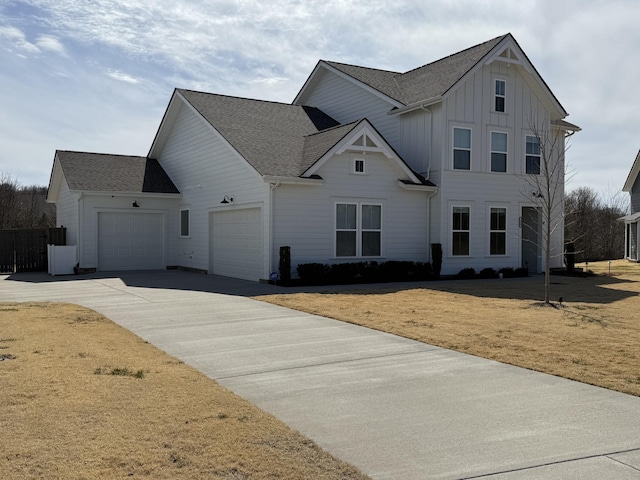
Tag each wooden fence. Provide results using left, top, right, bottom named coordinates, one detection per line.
left=0, top=228, right=66, bottom=273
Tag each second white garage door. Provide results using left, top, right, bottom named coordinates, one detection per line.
left=98, top=212, right=165, bottom=271
left=210, top=208, right=262, bottom=281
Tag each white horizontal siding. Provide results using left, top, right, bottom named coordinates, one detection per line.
left=55, top=178, right=79, bottom=246
left=271, top=151, right=430, bottom=276
left=301, top=69, right=400, bottom=154
left=157, top=101, right=269, bottom=275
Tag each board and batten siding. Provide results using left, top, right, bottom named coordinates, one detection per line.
left=433, top=61, right=565, bottom=274
left=271, top=151, right=429, bottom=276
left=300, top=69, right=401, bottom=156
left=156, top=101, right=269, bottom=275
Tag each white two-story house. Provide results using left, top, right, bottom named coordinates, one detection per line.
left=47, top=33, right=579, bottom=280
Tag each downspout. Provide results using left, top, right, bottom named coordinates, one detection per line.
left=77, top=192, right=83, bottom=269
left=268, top=181, right=281, bottom=278
left=425, top=189, right=438, bottom=262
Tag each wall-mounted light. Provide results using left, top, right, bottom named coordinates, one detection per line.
left=220, top=195, right=234, bottom=204
left=132, top=201, right=140, bottom=208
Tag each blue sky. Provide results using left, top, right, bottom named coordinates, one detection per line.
left=1, top=0, right=639, bottom=198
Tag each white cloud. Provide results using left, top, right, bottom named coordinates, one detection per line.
left=35, top=35, right=67, bottom=55
left=0, top=25, right=40, bottom=54
left=106, top=69, right=140, bottom=84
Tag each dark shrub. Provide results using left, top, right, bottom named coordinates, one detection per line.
left=514, top=267, right=529, bottom=277
left=479, top=267, right=498, bottom=279
left=297, top=263, right=329, bottom=285
left=328, top=262, right=365, bottom=284
left=456, top=267, right=476, bottom=279
left=498, top=267, right=515, bottom=278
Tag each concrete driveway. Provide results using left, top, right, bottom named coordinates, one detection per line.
left=2, top=270, right=640, bottom=479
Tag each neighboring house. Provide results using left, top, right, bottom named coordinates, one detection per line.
left=621, top=150, right=640, bottom=261
left=47, top=33, right=579, bottom=281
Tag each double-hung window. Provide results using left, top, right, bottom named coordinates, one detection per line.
left=525, top=135, right=541, bottom=174
left=453, top=127, right=471, bottom=170
left=495, top=79, right=506, bottom=112
left=491, top=132, right=508, bottom=173
left=490, top=207, right=506, bottom=255
left=336, top=203, right=381, bottom=257
left=452, top=206, right=470, bottom=256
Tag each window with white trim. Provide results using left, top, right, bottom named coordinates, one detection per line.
left=453, top=127, right=471, bottom=170
left=336, top=203, right=381, bottom=257
left=180, top=208, right=190, bottom=237
left=490, top=207, right=506, bottom=255
left=525, top=135, right=541, bottom=174
left=452, top=206, right=470, bottom=256
left=495, top=79, right=506, bottom=112
left=353, top=158, right=365, bottom=174
left=491, top=132, right=508, bottom=173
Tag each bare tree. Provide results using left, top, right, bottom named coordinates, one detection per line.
left=0, top=173, right=55, bottom=228
left=565, top=186, right=628, bottom=262
left=520, top=119, right=574, bottom=304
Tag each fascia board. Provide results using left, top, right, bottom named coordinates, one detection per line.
left=148, top=89, right=181, bottom=158
left=623, top=150, right=640, bottom=192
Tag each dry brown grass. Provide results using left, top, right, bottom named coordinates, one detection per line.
left=0, top=302, right=369, bottom=480
left=256, top=260, right=640, bottom=397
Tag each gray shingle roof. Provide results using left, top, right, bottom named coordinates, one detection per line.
left=325, top=34, right=507, bottom=106
left=178, top=89, right=341, bottom=177
left=56, top=151, right=179, bottom=193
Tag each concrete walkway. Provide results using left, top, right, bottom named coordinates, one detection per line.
left=2, top=270, right=640, bottom=479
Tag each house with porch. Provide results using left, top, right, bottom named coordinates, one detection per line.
left=621, top=150, right=640, bottom=261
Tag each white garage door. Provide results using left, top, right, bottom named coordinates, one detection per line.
left=98, top=212, right=164, bottom=271
left=210, top=208, right=262, bottom=281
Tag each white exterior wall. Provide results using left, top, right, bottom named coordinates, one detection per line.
left=156, top=102, right=270, bottom=276
left=433, top=61, right=565, bottom=275
left=301, top=69, right=401, bottom=158
left=271, top=151, right=430, bottom=276
left=55, top=177, right=79, bottom=246
left=76, top=194, right=178, bottom=269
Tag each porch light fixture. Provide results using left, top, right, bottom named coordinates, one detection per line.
left=221, top=195, right=233, bottom=204
left=132, top=201, right=140, bottom=207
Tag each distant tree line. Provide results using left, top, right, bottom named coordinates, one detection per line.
left=564, top=186, right=628, bottom=263
left=0, top=173, right=55, bottom=229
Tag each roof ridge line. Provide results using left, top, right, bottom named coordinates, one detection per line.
left=178, top=88, right=299, bottom=108
left=399, top=33, right=509, bottom=77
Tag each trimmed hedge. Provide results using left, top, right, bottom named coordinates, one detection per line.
left=297, top=260, right=432, bottom=285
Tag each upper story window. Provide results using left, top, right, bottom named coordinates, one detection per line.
left=453, top=127, right=471, bottom=170
left=525, top=135, right=541, bottom=174
left=491, top=132, right=508, bottom=173
left=495, top=79, right=506, bottom=112
left=353, top=158, right=365, bottom=174
left=180, top=208, right=190, bottom=237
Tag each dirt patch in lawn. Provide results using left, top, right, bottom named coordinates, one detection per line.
left=255, top=260, right=640, bottom=397
left=0, top=302, right=369, bottom=480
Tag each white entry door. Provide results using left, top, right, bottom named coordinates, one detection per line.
left=98, top=212, right=164, bottom=271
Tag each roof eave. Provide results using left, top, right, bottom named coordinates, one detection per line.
left=387, top=96, right=442, bottom=116
left=623, top=150, right=640, bottom=192
left=263, top=175, right=325, bottom=185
